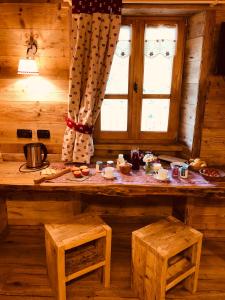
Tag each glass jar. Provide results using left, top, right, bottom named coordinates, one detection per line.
left=145, top=161, right=152, bottom=174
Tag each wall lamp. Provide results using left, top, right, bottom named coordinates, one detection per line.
left=18, top=35, right=39, bottom=75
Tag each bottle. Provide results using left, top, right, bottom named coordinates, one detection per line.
left=96, top=161, right=103, bottom=172
left=131, top=150, right=140, bottom=170
left=116, top=154, right=125, bottom=169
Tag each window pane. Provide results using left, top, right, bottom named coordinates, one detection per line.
left=143, top=26, right=177, bottom=94
left=141, top=99, right=170, bottom=132
left=105, top=26, right=131, bottom=94
left=101, top=99, right=128, bottom=131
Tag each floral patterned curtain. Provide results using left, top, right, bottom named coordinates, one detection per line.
left=62, top=0, right=122, bottom=163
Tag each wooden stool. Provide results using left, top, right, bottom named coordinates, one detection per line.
left=132, top=216, right=203, bottom=300
left=45, top=213, right=112, bottom=300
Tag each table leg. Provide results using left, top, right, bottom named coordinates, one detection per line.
left=172, top=196, right=195, bottom=226
left=0, top=199, right=7, bottom=235
left=184, top=197, right=197, bottom=226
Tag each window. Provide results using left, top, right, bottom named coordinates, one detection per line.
left=95, top=17, right=185, bottom=144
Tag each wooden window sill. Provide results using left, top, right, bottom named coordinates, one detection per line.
left=94, top=143, right=184, bottom=152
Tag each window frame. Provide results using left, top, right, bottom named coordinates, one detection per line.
left=94, top=16, right=186, bottom=145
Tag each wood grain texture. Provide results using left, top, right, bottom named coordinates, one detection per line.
left=0, top=3, right=69, bottom=30
left=0, top=2, right=69, bottom=162
left=0, top=2, right=224, bottom=166
left=45, top=213, right=111, bottom=300
left=179, top=10, right=217, bottom=159
left=178, top=12, right=206, bottom=153
left=132, top=216, right=202, bottom=300
left=0, top=198, right=7, bottom=234
left=191, top=10, right=215, bottom=158
left=184, top=196, right=225, bottom=236
left=200, top=10, right=225, bottom=165
left=0, top=162, right=225, bottom=198
left=0, top=223, right=225, bottom=299
left=6, top=191, right=81, bottom=225
left=1, top=160, right=225, bottom=239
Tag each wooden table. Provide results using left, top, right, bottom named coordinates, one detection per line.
left=0, top=162, right=225, bottom=235
left=0, top=162, right=225, bottom=196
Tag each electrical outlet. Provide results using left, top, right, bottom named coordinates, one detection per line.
left=37, top=129, right=50, bottom=139
left=17, top=129, right=32, bottom=138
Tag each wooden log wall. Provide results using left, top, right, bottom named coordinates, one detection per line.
left=184, top=196, right=225, bottom=239
left=0, top=2, right=224, bottom=165
left=0, top=2, right=182, bottom=163
left=6, top=193, right=174, bottom=226
left=178, top=11, right=205, bottom=154
left=6, top=191, right=225, bottom=238
left=177, top=9, right=225, bottom=237
left=0, top=3, right=70, bottom=161
left=5, top=192, right=175, bottom=246
left=200, top=9, right=225, bottom=166
left=0, top=3, right=225, bottom=239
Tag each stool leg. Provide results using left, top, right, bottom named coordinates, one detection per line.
left=56, top=247, right=66, bottom=300
left=145, top=252, right=167, bottom=300
left=45, top=231, right=66, bottom=300
left=184, top=238, right=202, bottom=293
left=103, top=225, right=112, bottom=288
left=132, top=234, right=146, bottom=299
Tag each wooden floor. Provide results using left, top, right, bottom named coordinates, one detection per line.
left=0, top=221, right=225, bottom=300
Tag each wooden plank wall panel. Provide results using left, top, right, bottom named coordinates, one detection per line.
left=5, top=193, right=174, bottom=226
left=191, top=11, right=215, bottom=158
left=0, top=78, right=69, bottom=102
left=81, top=194, right=173, bottom=217
left=181, top=12, right=225, bottom=239
left=0, top=3, right=70, bottom=160
left=178, top=12, right=205, bottom=153
left=0, top=3, right=69, bottom=30
left=6, top=191, right=81, bottom=225
left=186, top=197, right=225, bottom=238
left=200, top=13, right=225, bottom=167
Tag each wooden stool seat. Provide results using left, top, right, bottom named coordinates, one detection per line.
left=132, top=216, right=203, bottom=300
left=45, top=214, right=108, bottom=249
left=45, top=213, right=112, bottom=300
left=134, top=216, right=202, bottom=258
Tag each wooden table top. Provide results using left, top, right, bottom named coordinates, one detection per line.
left=0, top=162, right=225, bottom=197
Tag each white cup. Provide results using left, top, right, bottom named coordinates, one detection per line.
left=152, top=163, right=162, bottom=172
left=157, top=168, right=168, bottom=180
left=104, top=167, right=114, bottom=178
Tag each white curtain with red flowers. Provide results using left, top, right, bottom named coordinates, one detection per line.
left=62, top=0, right=122, bottom=163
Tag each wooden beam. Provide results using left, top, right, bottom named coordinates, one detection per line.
left=191, top=10, right=216, bottom=157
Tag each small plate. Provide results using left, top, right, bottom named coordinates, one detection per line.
left=102, top=173, right=116, bottom=180
left=68, top=173, right=92, bottom=181
left=154, top=174, right=170, bottom=182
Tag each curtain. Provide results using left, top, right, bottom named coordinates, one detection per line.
left=62, top=0, right=122, bottom=163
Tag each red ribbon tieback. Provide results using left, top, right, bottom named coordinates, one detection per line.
left=66, top=117, right=93, bottom=135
